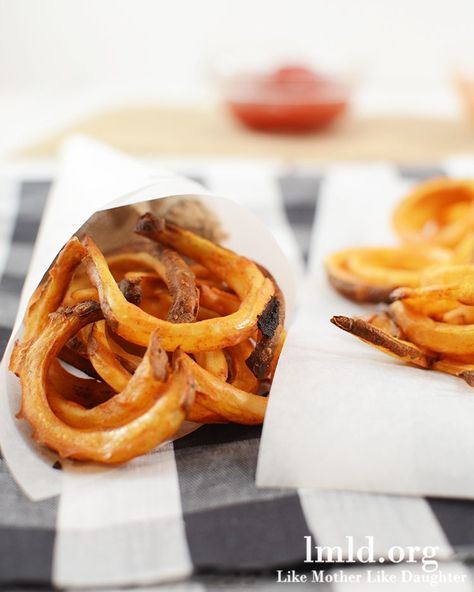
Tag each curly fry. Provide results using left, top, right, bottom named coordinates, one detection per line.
left=84, top=219, right=274, bottom=351
left=390, top=300, right=474, bottom=356
left=268, top=330, right=287, bottom=378
left=48, top=360, right=113, bottom=408
left=393, top=178, right=474, bottom=248
left=106, top=250, right=160, bottom=278
left=107, top=246, right=199, bottom=323
left=325, top=246, right=449, bottom=304
left=57, top=342, right=100, bottom=379
left=451, top=233, right=474, bottom=264
left=364, top=311, right=403, bottom=338
left=87, top=320, right=132, bottom=392
left=441, top=305, right=474, bottom=325
left=194, top=350, right=228, bottom=382
left=10, top=237, right=86, bottom=375
left=187, top=402, right=227, bottom=423
left=105, top=330, right=143, bottom=372
left=134, top=212, right=273, bottom=304
left=18, top=301, right=195, bottom=463
left=64, top=287, right=98, bottom=306
left=228, top=341, right=260, bottom=393
left=330, top=315, right=435, bottom=368
left=330, top=312, right=474, bottom=386
left=49, top=333, right=168, bottom=430
left=432, top=358, right=474, bottom=386
left=189, top=350, right=229, bottom=423
left=180, top=353, right=266, bottom=424
left=159, top=247, right=199, bottom=323
left=246, top=264, right=286, bottom=379
left=198, top=283, right=240, bottom=316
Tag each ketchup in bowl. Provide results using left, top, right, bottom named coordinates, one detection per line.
left=225, top=65, right=349, bottom=132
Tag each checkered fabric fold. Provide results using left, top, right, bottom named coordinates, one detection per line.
left=1, top=165, right=474, bottom=588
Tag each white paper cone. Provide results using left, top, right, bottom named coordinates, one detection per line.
left=0, top=136, right=296, bottom=500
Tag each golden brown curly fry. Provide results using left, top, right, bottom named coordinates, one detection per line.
left=194, top=349, right=228, bottom=382
left=228, top=341, right=260, bottom=393
left=105, top=330, right=143, bottom=373
left=49, top=333, right=168, bottom=430
left=390, top=300, right=474, bottom=356
left=87, top=320, right=132, bottom=392
left=159, top=247, right=199, bottom=323
left=63, top=287, right=98, bottom=306
left=393, top=177, right=474, bottom=248
left=18, top=301, right=195, bottom=463
left=246, top=264, right=286, bottom=379
left=10, top=237, right=86, bottom=375
left=330, top=314, right=435, bottom=368
left=48, top=359, right=113, bottom=408
left=180, top=353, right=266, bottom=425
left=198, top=283, right=240, bottom=316
left=325, top=246, right=449, bottom=304
left=107, top=246, right=199, bottom=323
left=187, top=401, right=227, bottom=424
left=84, top=219, right=274, bottom=351
left=58, top=342, right=101, bottom=379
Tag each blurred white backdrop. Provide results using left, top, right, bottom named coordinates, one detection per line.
left=1, top=0, right=473, bottom=98
left=0, top=0, right=473, bottom=155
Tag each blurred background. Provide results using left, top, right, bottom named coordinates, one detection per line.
left=1, top=0, right=474, bottom=161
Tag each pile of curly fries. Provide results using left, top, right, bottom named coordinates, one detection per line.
left=327, top=177, right=474, bottom=386
left=10, top=213, right=285, bottom=463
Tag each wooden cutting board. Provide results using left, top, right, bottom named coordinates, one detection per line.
left=18, top=105, right=474, bottom=163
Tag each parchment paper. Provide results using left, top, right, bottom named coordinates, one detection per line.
left=0, top=135, right=296, bottom=500
left=257, top=160, right=474, bottom=499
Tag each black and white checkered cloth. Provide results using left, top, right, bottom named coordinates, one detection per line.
left=1, top=163, right=474, bottom=589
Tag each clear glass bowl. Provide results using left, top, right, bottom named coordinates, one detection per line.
left=212, top=46, right=354, bottom=133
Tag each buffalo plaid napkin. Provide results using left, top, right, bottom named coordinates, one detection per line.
left=1, top=160, right=474, bottom=589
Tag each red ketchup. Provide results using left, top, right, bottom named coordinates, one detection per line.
left=226, top=65, right=348, bottom=132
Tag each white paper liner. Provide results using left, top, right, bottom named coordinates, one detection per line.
left=257, top=161, right=474, bottom=499
left=0, top=136, right=296, bottom=500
